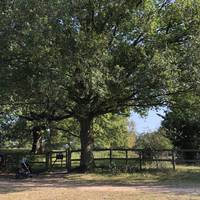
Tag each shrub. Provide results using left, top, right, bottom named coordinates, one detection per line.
left=136, top=129, right=173, bottom=150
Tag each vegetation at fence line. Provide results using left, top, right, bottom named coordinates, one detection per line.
left=61, top=165, right=200, bottom=186
left=135, top=129, right=173, bottom=164
left=2, top=146, right=200, bottom=175
left=0, top=0, right=200, bottom=172
left=0, top=147, right=175, bottom=173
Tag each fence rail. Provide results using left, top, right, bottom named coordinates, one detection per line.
left=69, top=148, right=175, bottom=171
left=1, top=148, right=200, bottom=172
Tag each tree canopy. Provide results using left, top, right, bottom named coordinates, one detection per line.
left=162, top=93, right=200, bottom=150
left=1, top=0, right=200, bottom=171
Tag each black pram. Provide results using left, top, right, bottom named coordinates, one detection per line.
left=15, top=157, right=32, bottom=179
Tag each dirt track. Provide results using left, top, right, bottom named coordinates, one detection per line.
left=0, top=173, right=200, bottom=200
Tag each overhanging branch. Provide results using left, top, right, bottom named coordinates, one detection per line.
left=19, top=112, right=73, bottom=122
left=92, top=87, right=194, bottom=116
left=54, top=127, right=79, bottom=138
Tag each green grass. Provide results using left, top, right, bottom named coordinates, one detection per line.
left=62, top=165, right=200, bottom=188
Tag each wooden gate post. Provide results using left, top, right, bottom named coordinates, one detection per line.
left=125, top=150, right=128, bottom=166
left=4, top=154, right=7, bottom=172
left=45, top=152, right=50, bottom=170
left=49, top=152, right=52, bottom=170
left=172, top=149, right=176, bottom=171
left=65, top=150, right=68, bottom=169
left=139, top=150, right=142, bottom=171
left=109, top=149, right=112, bottom=165
left=67, top=149, right=71, bottom=172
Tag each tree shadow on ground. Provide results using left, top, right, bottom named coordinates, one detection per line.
left=0, top=169, right=200, bottom=196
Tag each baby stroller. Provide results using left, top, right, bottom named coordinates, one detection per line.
left=15, top=157, right=32, bottom=179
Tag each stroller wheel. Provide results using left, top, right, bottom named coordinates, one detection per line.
left=29, top=174, right=33, bottom=178
left=15, top=172, right=21, bottom=179
left=15, top=171, right=28, bottom=179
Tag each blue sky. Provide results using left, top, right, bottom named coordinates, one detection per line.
left=130, top=108, right=167, bottom=134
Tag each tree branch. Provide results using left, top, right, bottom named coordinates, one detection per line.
left=19, top=112, right=73, bottom=122
left=54, top=127, right=79, bottom=138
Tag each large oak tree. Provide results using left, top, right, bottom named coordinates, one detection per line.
left=1, top=0, right=200, bottom=171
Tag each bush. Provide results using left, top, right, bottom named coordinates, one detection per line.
left=136, top=130, right=173, bottom=162
left=136, top=129, right=173, bottom=150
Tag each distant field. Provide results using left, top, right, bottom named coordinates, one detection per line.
left=0, top=165, right=200, bottom=200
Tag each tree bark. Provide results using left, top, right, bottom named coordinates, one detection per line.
left=79, top=117, right=95, bottom=172
left=31, top=129, right=41, bottom=154
left=31, top=125, right=45, bottom=154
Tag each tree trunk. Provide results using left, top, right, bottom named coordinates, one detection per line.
left=79, top=117, right=95, bottom=172
left=31, top=130, right=41, bottom=154
left=31, top=125, right=45, bottom=154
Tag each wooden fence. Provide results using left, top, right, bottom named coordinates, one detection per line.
left=1, top=148, right=200, bottom=172
left=69, top=148, right=176, bottom=171
left=0, top=150, right=68, bottom=172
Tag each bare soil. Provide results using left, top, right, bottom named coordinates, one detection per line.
left=0, top=173, right=200, bottom=200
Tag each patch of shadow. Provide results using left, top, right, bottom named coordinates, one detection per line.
left=0, top=171, right=200, bottom=197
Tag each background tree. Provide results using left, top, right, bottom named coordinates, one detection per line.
left=0, top=112, right=133, bottom=151
left=162, top=93, right=200, bottom=159
left=0, top=117, right=31, bottom=148
left=93, top=114, right=136, bottom=148
left=1, top=0, right=200, bottom=171
left=136, top=129, right=173, bottom=150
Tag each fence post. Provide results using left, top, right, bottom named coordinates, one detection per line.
left=65, top=150, right=68, bottom=169
left=109, top=149, right=112, bottom=165
left=139, top=150, right=142, bottom=171
left=172, top=149, right=176, bottom=171
left=49, top=152, right=52, bottom=170
left=45, top=152, right=50, bottom=170
left=125, top=150, right=128, bottom=166
left=67, top=149, right=71, bottom=172
left=4, top=154, right=7, bottom=172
